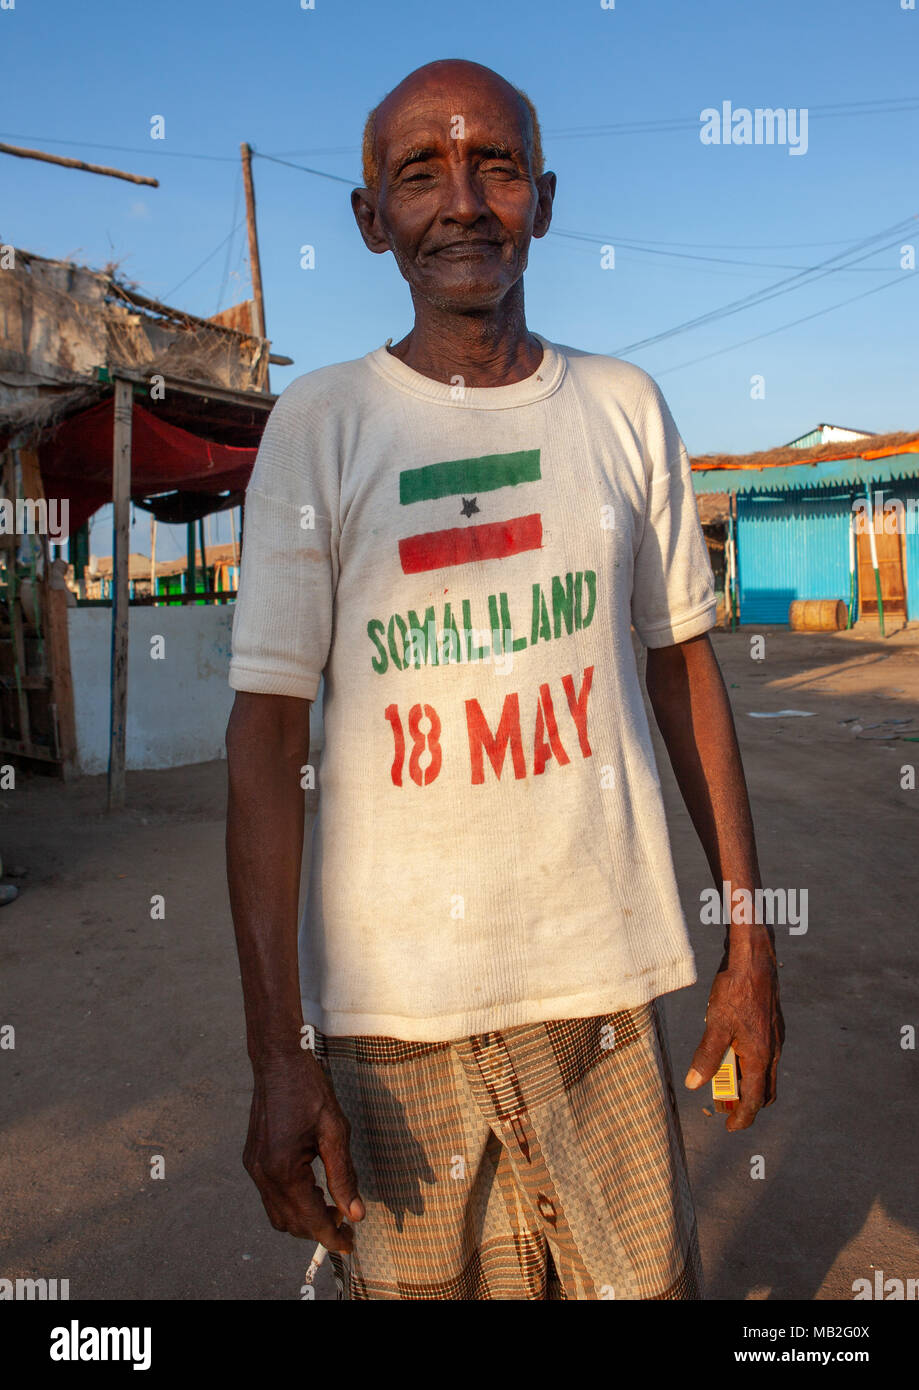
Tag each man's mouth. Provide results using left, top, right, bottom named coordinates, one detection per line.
left=432, top=240, right=502, bottom=257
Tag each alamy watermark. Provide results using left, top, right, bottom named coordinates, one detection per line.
left=852, top=1269, right=918, bottom=1300
left=50, top=1320, right=151, bottom=1370
left=0, top=497, right=69, bottom=541
left=852, top=493, right=919, bottom=535
left=0, top=1275, right=70, bottom=1299
left=700, top=102, right=808, bottom=156
left=700, top=880, right=808, bottom=934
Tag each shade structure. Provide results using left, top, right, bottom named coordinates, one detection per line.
left=692, top=441, right=919, bottom=496
left=38, top=397, right=259, bottom=536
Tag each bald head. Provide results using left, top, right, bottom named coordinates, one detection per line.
left=361, top=59, right=544, bottom=191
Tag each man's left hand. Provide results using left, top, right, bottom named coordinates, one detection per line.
left=684, top=950, right=784, bottom=1131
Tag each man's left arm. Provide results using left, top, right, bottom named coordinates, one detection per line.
left=644, top=631, right=784, bottom=1131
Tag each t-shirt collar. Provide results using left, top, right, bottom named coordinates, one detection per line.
left=365, top=333, right=565, bottom=409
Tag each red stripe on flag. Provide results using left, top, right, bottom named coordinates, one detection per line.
left=399, top=513, right=542, bottom=575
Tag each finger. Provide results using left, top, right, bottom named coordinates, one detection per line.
left=726, top=1060, right=767, bottom=1131
left=684, top=1024, right=732, bottom=1089
left=763, top=1050, right=780, bottom=1107
left=293, top=1206, right=354, bottom=1253
left=318, top=1112, right=365, bottom=1222
left=285, top=1208, right=353, bottom=1252
left=274, top=1176, right=355, bottom=1251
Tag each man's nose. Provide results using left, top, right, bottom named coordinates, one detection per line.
left=439, top=163, right=490, bottom=225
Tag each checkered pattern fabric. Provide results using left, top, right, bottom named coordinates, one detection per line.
left=313, top=1001, right=703, bottom=1300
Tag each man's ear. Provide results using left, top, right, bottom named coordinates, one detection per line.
left=531, top=171, right=557, bottom=241
left=351, top=188, right=392, bottom=255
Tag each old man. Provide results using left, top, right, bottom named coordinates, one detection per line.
left=225, top=58, right=783, bottom=1301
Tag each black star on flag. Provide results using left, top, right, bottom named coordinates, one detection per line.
left=460, top=496, right=480, bottom=517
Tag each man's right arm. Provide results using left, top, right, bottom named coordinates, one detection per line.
left=225, top=690, right=364, bottom=1250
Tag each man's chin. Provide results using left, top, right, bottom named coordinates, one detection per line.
left=418, top=277, right=516, bottom=313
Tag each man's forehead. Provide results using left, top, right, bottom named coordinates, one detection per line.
left=376, top=79, right=530, bottom=155
left=384, top=122, right=527, bottom=159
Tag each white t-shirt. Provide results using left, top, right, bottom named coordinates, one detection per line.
left=229, top=335, right=716, bottom=1041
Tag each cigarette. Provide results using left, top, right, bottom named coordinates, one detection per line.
left=304, top=1243, right=328, bottom=1286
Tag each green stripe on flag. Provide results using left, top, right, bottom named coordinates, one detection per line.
left=399, top=449, right=540, bottom=505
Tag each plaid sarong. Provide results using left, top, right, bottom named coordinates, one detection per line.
left=313, top=1000, right=703, bottom=1300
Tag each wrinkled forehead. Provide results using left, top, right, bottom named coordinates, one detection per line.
left=376, top=78, right=532, bottom=171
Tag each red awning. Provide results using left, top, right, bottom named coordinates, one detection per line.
left=39, top=398, right=259, bottom=536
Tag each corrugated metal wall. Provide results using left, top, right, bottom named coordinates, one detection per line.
left=736, top=489, right=853, bottom=625
left=787, top=428, right=826, bottom=450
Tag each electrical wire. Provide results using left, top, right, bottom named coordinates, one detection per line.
left=215, top=169, right=243, bottom=314
left=547, top=95, right=919, bottom=140
left=551, top=230, right=906, bottom=250
left=549, top=227, right=896, bottom=272
left=3, top=95, right=915, bottom=169
left=160, top=218, right=245, bottom=302
left=653, top=270, right=917, bottom=377
left=252, top=150, right=356, bottom=185
left=612, top=213, right=918, bottom=354
left=549, top=239, right=806, bottom=282
left=262, top=96, right=919, bottom=156
left=269, top=144, right=359, bottom=158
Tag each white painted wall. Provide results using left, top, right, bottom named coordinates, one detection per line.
left=69, top=605, right=324, bottom=774
left=820, top=425, right=872, bottom=445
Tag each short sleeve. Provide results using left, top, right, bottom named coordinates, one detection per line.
left=630, top=379, right=717, bottom=648
left=228, top=378, right=339, bottom=699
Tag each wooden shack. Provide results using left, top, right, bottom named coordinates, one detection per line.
left=0, top=248, right=279, bottom=802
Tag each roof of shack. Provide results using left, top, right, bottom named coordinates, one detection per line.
left=0, top=249, right=277, bottom=531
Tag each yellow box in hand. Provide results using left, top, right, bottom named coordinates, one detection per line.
left=712, top=1045, right=739, bottom=1112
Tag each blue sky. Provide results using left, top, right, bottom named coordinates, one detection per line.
left=3, top=0, right=917, bottom=561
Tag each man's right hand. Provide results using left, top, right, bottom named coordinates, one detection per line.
left=243, top=1050, right=365, bottom=1252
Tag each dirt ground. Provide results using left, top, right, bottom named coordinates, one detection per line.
left=1, top=624, right=918, bottom=1302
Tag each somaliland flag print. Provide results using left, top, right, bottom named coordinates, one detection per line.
left=397, top=448, right=542, bottom=575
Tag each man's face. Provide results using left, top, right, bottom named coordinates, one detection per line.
left=353, top=67, right=555, bottom=313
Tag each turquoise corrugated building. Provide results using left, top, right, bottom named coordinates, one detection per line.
left=692, top=426, right=919, bottom=626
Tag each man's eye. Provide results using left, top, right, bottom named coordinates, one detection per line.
left=403, top=169, right=433, bottom=181
left=481, top=164, right=516, bottom=176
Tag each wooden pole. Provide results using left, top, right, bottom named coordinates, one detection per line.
left=70, top=523, right=89, bottom=599
left=108, top=379, right=132, bottom=811
left=150, top=515, right=157, bottom=598
left=47, top=584, right=77, bottom=777
left=0, top=141, right=158, bottom=187
left=847, top=508, right=857, bottom=629
left=186, top=521, right=196, bottom=603
left=726, top=497, right=738, bottom=632
left=198, top=516, right=207, bottom=604
left=240, top=141, right=270, bottom=392
left=865, top=482, right=885, bottom=637
left=3, top=448, right=31, bottom=750
left=240, top=143, right=266, bottom=337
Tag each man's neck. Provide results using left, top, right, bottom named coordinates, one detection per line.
left=386, top=290, right=543, bottom=388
